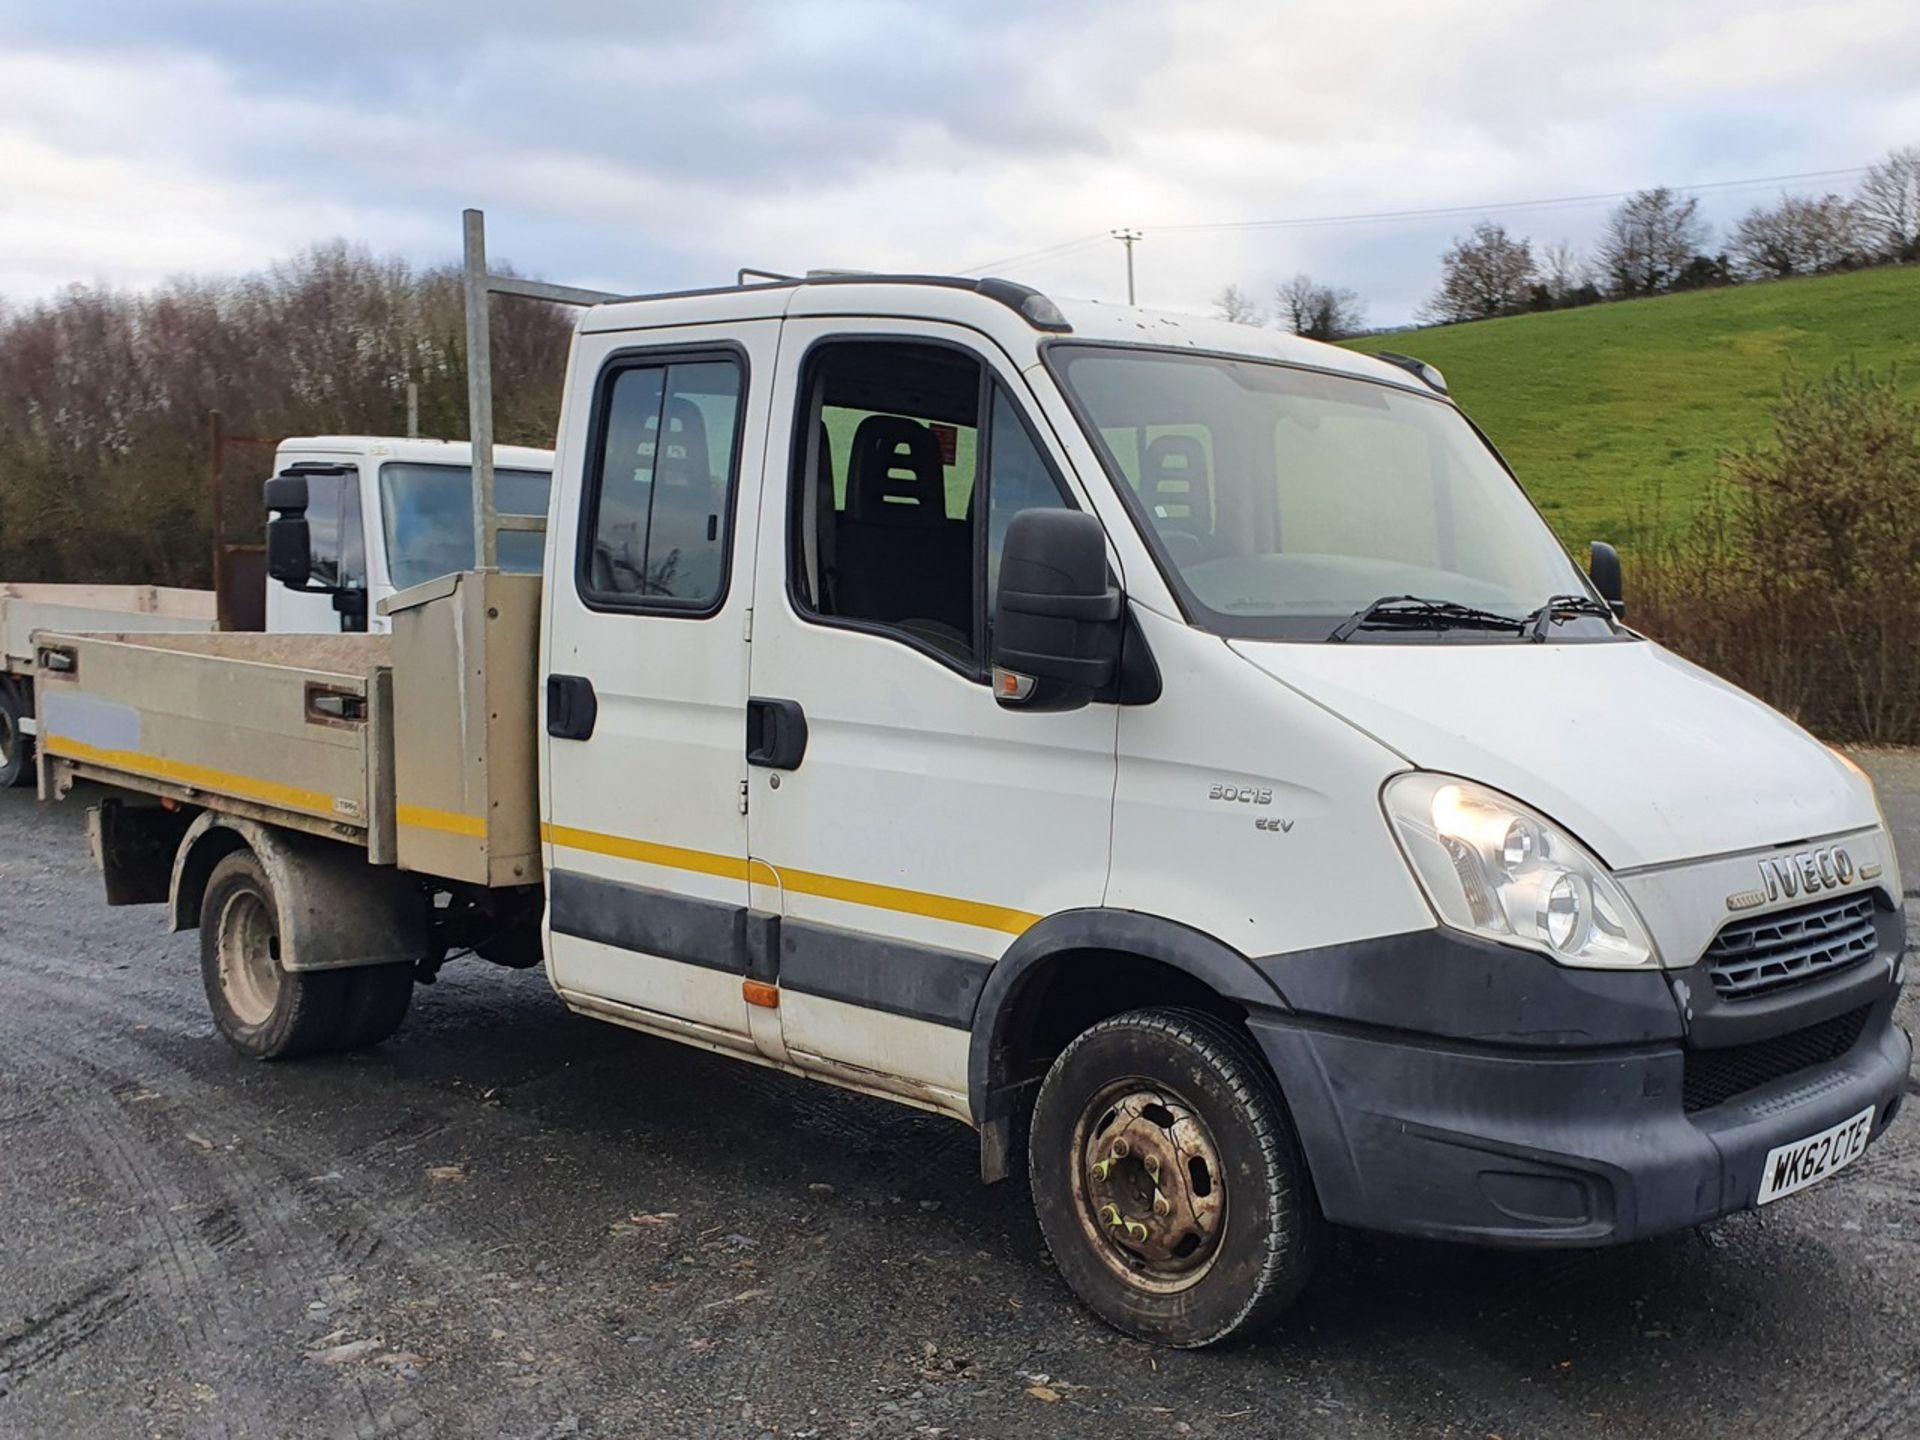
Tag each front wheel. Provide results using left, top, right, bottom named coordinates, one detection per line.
left=1028, top=1007, right=1316, bottom=1347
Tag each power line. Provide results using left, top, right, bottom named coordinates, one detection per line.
left=958, top=231, right=1110, bottom=275
left=1149, top=165, right=1873, bottom=234
left=954, top=163, right=1875, bottom=274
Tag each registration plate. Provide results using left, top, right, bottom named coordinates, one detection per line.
left=1756, top=1105, right=1876, bottom=1206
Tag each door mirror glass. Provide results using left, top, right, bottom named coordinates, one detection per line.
left=991, top=509, right=1123, bottom=712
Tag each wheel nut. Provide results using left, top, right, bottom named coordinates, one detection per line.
left=1099, top=1203, right=1123, bottom=1230
left=1153, top=1193, right=1170, bottom=1218
left=1091, top=1158, right=1114, bottom=1182
left=1124, top=1220, right=1149, bottom=1243
left=1111, top=1138, right=1130, bottom=1158
left=1144, top=1155, right=1160, bottom=1178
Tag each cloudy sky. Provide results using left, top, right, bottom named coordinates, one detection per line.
left=2, top=0, right=1916, bottom=325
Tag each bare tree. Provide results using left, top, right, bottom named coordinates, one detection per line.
left=1731, top=194, right=1865, bottom=279
left=1422, top=222, right=1536, bottom=323
left=1597, top=187, right=1710, bottom=296
left=1538, top=240, right=1586, bottom=303
left=0, top=243, right=572, bottom=586
left=1213, top=283, right=1264, bottom=325
left=1855, top=146, right=1920, bottom=261
left=1272, top=274, right=1364, bottom=339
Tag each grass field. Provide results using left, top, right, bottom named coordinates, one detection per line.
left=1342, top=264, right=1920, bottom=550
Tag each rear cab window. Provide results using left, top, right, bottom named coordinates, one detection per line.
left=578, top=353, right=746, bottom=615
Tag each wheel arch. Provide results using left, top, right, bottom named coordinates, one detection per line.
left=968, top=908, right=1291, bottom=1179
left=170, top=811, right=427, bottom=971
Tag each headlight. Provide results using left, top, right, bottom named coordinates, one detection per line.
left=1830, top=747, right=1905, bottom=901
left=1382, top=773, right=1658, bottom=969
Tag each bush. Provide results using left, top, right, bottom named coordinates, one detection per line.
left=1633, top=364, right=1920, bottom=743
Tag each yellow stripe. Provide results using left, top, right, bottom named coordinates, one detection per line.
left=43, top=735, right=338, bottom=817
left=397, top=803, right=487, bottom=838
left=775, top=864, right=1039, bottom=935
left=541, top=821, right=1036, bottom=935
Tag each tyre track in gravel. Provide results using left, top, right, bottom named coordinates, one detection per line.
left=0, top=960, right=595, bottom=1435
left=4, top=1031, right=271, bottom=1439
left=0, top=1262, right=142, bottom=1401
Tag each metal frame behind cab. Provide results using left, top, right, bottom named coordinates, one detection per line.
left=461, top=208, right=626, bottom=569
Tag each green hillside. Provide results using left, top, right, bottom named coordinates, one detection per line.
left=1342, top=265, right=1920, bottom=549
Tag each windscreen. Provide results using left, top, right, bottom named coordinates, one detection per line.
left=1051, top=346, right=1607, bottom=641
left=379, top=463, right=552, bottom=591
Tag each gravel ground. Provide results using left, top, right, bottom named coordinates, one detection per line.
left=0, top=764, right=1915, bottom=1440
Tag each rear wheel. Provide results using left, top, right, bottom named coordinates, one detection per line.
left=200, top=852, right=346, bottom=1060
left=0, top=683, right=32, bottom=788
left=1028, top=1007, right=1316, bottom=1348
left=336, top=964, right=415, bottom=1050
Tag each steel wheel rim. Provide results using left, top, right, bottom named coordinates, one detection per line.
left=0, top=707, right=16, bottom=769
left=1068, top=1079, right=1228, bottom=1295
left=217, top=888, right=281, bottom=1027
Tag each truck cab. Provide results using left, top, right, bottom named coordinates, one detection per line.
left=265, top=435, right=553, bottom=634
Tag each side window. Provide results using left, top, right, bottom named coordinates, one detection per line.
left=793, top=340, right=1072, bottom=675
left=580, top=356, right=743, bottom=612
left=304, top=470, right=366, bottom=592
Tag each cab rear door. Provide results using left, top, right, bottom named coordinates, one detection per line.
left=541, top=312, right=779, bottom=1054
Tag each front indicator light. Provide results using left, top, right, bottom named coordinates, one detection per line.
left=1383, top=773, right=1657, bottom=969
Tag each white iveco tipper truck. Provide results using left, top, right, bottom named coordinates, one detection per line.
left=34, top=215, right=1908, bottom=1347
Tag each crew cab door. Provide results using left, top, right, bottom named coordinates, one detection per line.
left=542, top=321, right=775, bottom=1051
left=745, top=318, right=1119, bottom=1115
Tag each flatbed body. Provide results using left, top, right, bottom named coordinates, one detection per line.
left=1, top=583, right=217, bottom=680
left=35, top=569, right=539, bottom=885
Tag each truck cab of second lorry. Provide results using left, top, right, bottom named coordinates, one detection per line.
left=265, top=435, right=553, bottom=634
left=527, top=275, right=1906, bottom=1345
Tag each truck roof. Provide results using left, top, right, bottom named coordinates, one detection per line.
left=579, top=278, right=1426, bottom=396
left=276, top=436, right=556, bottom=470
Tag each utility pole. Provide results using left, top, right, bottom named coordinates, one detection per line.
left=1111, top=228, right=1143, bottom=305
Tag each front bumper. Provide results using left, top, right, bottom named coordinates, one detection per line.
left=1249, top=922, right=1910, bottom=1246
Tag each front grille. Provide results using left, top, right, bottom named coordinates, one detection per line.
left=1705, top=893, right=1878, bottom=1000
left=1682, top=1006, right=1870, bottom=1113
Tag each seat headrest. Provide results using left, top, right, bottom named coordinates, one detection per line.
left=1142, top=434, right=1211, bottom=533
left=646, top=395, right=713, bottom=488
left=847, top=414, right=947, bottom=525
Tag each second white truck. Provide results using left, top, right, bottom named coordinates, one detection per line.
left=0, top=435, right=551, bottom=787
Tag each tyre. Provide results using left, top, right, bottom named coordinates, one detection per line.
left=335, top=963, right=415, bottom=1050
left=0, top=682, right=32, bottom=788
left=199, top=851, right=346, bottom=1060
left=1027, top=1007, right=1316, bottom=1348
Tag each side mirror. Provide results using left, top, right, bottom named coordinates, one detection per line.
left=992, top=509, right=1123, bottom=713
left=1588, top=540, right=1626, bottom=617
left=265, top=473, right=313, bottom=586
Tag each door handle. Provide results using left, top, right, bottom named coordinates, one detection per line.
left=746, top=696, right=808, bottom=770
left=546, top=674, right=598, bottom=741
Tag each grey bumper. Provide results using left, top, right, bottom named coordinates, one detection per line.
left=1248, top=919, right=1910, bottom=1246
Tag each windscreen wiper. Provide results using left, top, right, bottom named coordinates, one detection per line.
left=1524, top=594, right=1617, bottom=642
left=1327, top=595, right=1528, bottom=643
